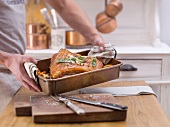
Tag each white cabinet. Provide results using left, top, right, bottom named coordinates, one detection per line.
left=113, top=46, right=170, bottom=118
left=119, top=59, right=162, bottom=80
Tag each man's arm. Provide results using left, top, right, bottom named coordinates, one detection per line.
left=45, top=0, right=105, bottom=50
left=0, top=50, right=41, bottom=92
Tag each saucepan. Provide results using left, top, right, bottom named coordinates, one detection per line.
left=26, top=33, right=49, bottom=50
left=26, top=23, right=48, bottom=34
left=66, top=30, right=90, bottom=46
left=26, top=23, right=49, bottom=49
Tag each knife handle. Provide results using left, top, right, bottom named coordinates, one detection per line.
left=66, top=101, right=85, bottom=115
left=100, top=102, right=128, bottom=110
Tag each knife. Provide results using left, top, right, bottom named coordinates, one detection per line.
left=50, top=95, right=85, bottom=115
left=60, top=95, right=128, bottom=111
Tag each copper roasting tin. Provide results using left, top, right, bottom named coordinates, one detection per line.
left=36, top=50, right=122, bottom=95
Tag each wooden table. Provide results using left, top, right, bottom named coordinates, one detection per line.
left=0, top=81, right=170, bottom=127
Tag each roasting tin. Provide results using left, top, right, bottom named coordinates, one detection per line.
left=36, top=50, right=122, bottom=95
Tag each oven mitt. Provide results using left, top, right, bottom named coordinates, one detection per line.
left=24, top=62, right=39, bottom=85
left=88, top=43, right=117, bottom=64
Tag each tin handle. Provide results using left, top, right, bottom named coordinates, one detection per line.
left=120, top=64, right=137, bottom=71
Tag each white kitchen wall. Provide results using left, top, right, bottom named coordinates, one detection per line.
left=57, top=0, right=105, bottom=28
left=160, top=0, right=170, bottom=46
left=57, top=0, right=161, bottom=47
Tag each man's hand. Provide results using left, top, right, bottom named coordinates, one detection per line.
left=5, top=54, right=41, bottom=92
left=45, top=0, right=105, bottom=51
left=87, top=34, right=105, bottom=51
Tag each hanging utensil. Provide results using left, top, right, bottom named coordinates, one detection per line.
left=106, top=0, right=123, bottom=18
left=96, top=12, right=117, bottom=33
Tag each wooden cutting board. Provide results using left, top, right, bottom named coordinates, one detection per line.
left=14, top=94, right=127, bottom=123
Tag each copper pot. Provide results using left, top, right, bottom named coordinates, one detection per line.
left=26, top=23, right=47, bottom=34
left=106, top=0, right=123, bottom=18
left=66, top=30, right=90, bottom=46
left=26, top=34, right=49, bottom=49
left=96, top=12, right=117, bottom=34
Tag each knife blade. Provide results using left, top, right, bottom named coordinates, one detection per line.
left=50, top=95, right=85, bottom=115
left=60, top=95, right=128, bottom=111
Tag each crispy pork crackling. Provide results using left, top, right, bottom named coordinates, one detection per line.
left=50, top=49, right=103, bottom=79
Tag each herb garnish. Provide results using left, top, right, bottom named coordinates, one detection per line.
left=78, top=55, right=85, bottom=63
left=92, top=58, right=97, bottom=67
left=71, top=57, right=76, bottom=62
left=56, top=59, right=71, bottom=64
left=56, top=56, right=86, bottom=64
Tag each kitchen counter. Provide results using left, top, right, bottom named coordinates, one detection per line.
left=25, top=44, right=170, bottom=59
left=25, top=48, right=90, bottom=59
left=0, top=80, right=170, bottom=127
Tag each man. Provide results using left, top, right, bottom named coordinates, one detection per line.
left=0, top=0, right=105, bottom=113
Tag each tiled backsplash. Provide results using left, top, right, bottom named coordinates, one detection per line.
left=57, top=0, right=160, bottom=47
